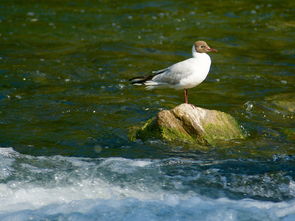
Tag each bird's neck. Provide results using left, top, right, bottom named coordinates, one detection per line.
left=192, top=51, right=203, bottom=58
left=191, top=47, right=211, bottom=67
left=192, top=45, right=207, bottom=58
left=192, top=51, right=210, bottom=61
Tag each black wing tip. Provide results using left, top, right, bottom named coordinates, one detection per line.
left=129, top=68, right=165, bottom=84
left=129, top=77, right=140, bottom=82
left=129, top=74, right=155, bottom=85
left=152, top=68, right=167, bottom=75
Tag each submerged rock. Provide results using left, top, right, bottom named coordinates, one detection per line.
left=131, top=104, right=245, bottom=146
left=282, top=128, right=295, bottom=141
left=266, top=93, right=295, bottom=113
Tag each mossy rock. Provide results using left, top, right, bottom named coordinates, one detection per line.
left=281, top=128, right=295, bottom=141
left=266, top=93, right=295, bottom=113
left=130, top=104, right=245, bottom=146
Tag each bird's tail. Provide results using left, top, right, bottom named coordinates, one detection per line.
left=129, top=68, right=167, bottom=85
left=129, top=75, right=155, bottom=85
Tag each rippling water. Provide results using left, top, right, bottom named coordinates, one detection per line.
left=0, top=148, right=294, bottom=220
left=0, top=0, right=294, bottom=220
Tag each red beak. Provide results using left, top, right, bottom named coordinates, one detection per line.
left=208, top=48, right=218, bottom=52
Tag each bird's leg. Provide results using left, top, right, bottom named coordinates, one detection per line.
left=184, top=89, right=188, bottom=104
left=184, top=89, right=195, bottom=108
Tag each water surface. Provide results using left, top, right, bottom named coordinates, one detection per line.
left=0, top=0, right=294, bottom=220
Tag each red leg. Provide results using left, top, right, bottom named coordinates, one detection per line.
left=184, top=89, right=188, bottom=104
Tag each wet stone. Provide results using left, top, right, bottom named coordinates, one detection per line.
left=265, top=93, right=295, bottom=113
left=131, top=104, right=245, bottom=147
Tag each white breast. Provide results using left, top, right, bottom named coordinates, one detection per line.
left=178, top=53, right=211, bottom=89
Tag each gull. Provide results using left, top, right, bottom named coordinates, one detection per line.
left=129, top=41, right=217, bottom=104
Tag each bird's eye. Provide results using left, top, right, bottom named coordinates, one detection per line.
left=201, top=45, right=205, bottom=48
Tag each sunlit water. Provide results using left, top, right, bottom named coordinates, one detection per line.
left=0, top=0, right=294, bottom=220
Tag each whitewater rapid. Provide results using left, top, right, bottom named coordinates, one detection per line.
left=0, top=147, right=294, bottom=221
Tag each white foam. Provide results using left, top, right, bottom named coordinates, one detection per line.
left=1, top=193, right=295, bottom=221
left=0, top=147, right=295, bottom=221
left=99, top=157, right=153, bottom=174
left=0, top=147, right=16, bottom=157
left=0, top=176, right=170, bottom=213
left=0, top=149, right=162, bottom=214
left=289, top=181, right=295, bottom=197
left=0, top=148, right=16, bottom=180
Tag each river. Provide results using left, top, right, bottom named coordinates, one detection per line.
left=0, top=0, right=294, bottom=220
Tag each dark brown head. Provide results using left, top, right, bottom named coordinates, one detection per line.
left=194, top=41, right=217, bottom=53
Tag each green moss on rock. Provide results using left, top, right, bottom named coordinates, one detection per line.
left=202, top=112, right=245, bottom=145
left=282, top=128, right=295, bottom=141
left=131, top=104, right=245, bottom=147
left=266, top=93, right=295, bottom=113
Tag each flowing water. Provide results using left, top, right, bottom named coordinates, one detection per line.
left=0, top=0, right=294, bottom=220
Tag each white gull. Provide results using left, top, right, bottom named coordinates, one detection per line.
left=130, top=40, right=217, bottom=104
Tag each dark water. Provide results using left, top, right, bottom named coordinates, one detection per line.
left=0, top=0, right=294, bottom=220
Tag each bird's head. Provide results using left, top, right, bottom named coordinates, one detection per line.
left=194, top=41, right=217, bottom=53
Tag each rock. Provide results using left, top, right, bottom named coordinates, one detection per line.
left=282, top=128, right=295, bottom=141
left=265, top=93, right=295, bottom=113
left=131, top=104, right=245, bottom=146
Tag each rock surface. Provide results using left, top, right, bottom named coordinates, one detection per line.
left=131, top=104, right=245, bottom=145
left=265, top=93, right=295, bottom=113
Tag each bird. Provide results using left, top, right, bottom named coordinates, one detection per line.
left=129, top=41, right=217, bottom=104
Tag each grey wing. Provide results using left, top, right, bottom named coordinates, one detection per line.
left=152, top=68, right=167, bottom=75
left=152, top=59, right=194, bottom=85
